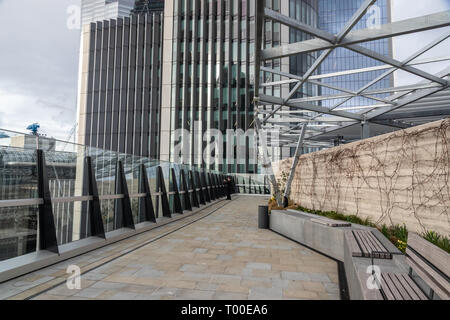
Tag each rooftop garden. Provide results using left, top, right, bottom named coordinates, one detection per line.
left=268, top=198, right=450, bottom=254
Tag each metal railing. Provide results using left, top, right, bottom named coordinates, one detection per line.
left=0, top=129, right=271, bottom=281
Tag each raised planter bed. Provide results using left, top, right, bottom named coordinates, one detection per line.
left=270, top=209, right=408, bottom=300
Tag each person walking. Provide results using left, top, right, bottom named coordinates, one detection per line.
left=224, top=177, right=232, bottom=200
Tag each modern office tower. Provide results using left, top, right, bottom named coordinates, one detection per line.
left=77, top=0, right=319, bottom=173
left=318, top=0, right=393, bottom=110
left=160, top=0, right=317, bottom=173
left=81, top=0, right=135, bottom=25
left=77, top=13, right=164, bottom=158
left=132, top=0, right=165, bottom=14
left=284, top=0, right=321, bottom=157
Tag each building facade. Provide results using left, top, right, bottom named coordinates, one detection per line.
left=132, top=0, right=165, bottom=14
left=81, top=0, right=135, bottom=25
left=77, top=13, right=164, bottom=158
left=76, top=0, right=322, bottom=173
left=318, top=0, right=393, bottom=110
left=160, top=0, right=320, bottom=173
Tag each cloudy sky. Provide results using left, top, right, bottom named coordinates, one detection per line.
left=0, top=0, right=449, bottom=140
left=0, top=0, right=81, bottom=139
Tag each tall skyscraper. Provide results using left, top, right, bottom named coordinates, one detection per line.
left=77, top=13, right=164, bottom=158
left=81, top=0, right=135, bottom=25
left=75, top=1, right=332, bottom=173
left=160, top=0, right=319, bottom=173
left=132, top=0, right=165, bottom=14
left=318, top=0, right=393, bottom=110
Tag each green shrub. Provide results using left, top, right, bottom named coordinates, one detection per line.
left=422, top=231, right=450, bottom=254
left=377, top=224, right=408, bottom=252
left=291, top=205, right=447, bottom=253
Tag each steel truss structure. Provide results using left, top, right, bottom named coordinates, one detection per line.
left=254, top=0, right=450, bottom=149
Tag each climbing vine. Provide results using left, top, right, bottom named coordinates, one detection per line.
left=274, top=119, right=450, bottom=236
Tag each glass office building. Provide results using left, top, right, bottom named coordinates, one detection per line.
left=288, top=0, right=319, bottom=100
left=77, top=0, right=320, bottom=173
left=132, top=0, right=165, bottom=14
left=161, top=0, right=261, bottom=174
left=318, top=0, right=393, bottom=109
left=160, top=0, right=320, bottom=173
left=81, top=0, right=135, bottom=25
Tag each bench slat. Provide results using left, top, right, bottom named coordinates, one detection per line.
left=381, top=273, right=397, bottom=300
left=353, top=231, right=369, bottom=257
left=345, top=231, right=362, bottom=257
left=406, top=251, right=450, bottom=300
left=359, top=231, right=380, bottom=258
left=406, top=248, right=450, bottom=293
left=382, top=273, right=404, bottom=300
left=399, top=273, right=428, bottom=300
left=408, top=232, right=450, bottom=277
left=310, top=218, right=351, bottom=227
left=369, top=232, right=392, bottom=259
left=366, top=232, right=386, bottom=259
left=387, top=273, right=411, bottom=300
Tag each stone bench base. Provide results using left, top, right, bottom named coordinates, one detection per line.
left=270, top=209, right=409, bottom=300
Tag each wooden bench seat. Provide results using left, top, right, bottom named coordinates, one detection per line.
left=345, top=230, right=392, bottom=259
left=380, top=272, right=428, bottom=300
left=310, top=217, right=351, bottom=227
left=380, top=233, right=449, bottom=300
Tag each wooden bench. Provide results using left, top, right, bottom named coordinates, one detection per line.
left=310, top=217, right=351, bottom=227
left=345, top=230, right=392, bottom=259
left=380, top=233, right=449, bottom=300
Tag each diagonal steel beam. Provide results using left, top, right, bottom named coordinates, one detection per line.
left=254, top=117, right=282, bottom=205
left=365, top=66, right=450, bottom=119
left=264, top=8, right=336, bottom=43
left=259, top=94, right=363, bottom=120
left=346, top=44, right=448, bottom=86
left=336, top=0, right=378, bottom=42
left=261, top=10, right=450, bottom=59
left=262, top=55, right=450, bottom=86
left=282, top=123, right=308, bottom=208
left=260, top=0, right=375, bottom=124
left=261, top=67, right=394, bottom=105
left=328, top=30, right=450, bottom=111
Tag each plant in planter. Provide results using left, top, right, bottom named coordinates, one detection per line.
left=421, top=230, right=450, bottom=253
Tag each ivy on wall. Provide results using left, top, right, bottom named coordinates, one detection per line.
left=274, top=119, right=450, bottom=236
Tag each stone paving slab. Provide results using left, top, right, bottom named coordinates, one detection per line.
left=2, top=195, right=340, bottom=300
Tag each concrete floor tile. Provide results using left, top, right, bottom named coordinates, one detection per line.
left=23, top=196, right=339, bottom=301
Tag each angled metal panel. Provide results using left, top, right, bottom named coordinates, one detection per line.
left=157, top=166, right=171, bottom=217
left=189, top=170, right=200, bottom=208
left=115, top=161, right=135, bottom=229
left=85, top=156, right=106, bottom=239
left=170, top=168, right=183, bottom=214
left=36, top=150, right=59, bottom=253
left=180, top=169, right=192, bottom=211
left=139, top=164, right=156, bottom=223
left=201, top=172, right=211, bottom=202
left=208, top=173, right=216, bottom=200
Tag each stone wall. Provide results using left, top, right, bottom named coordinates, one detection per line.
left=272, top=119, right=450, bottom=236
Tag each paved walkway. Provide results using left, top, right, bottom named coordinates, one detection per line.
left=2, top=195, right=340, bottom=300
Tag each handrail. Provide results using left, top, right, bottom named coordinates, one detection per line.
left=0, top=186, right=232, bottom=209
left=0, top=198, right=44, bottom=208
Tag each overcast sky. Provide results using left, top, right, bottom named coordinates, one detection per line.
left=0, top=0, right=81, bottom=140
left=0, top=0, right=449, bottom=140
